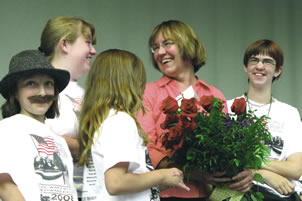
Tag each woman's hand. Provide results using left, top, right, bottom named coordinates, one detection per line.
left=228, top=169, right=254, bottom=193
left=189, top=170, right=232, bottom=185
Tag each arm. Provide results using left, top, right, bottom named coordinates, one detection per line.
left=255, top=169, right=294, bottom=195
left=0, top=173, right=25, bottom=201
left=261, top=152, right=302, bottom=180
left=138, top=85, right=169, bottom=169
left=104, top=162, right=189, bottom=195
left=63, top=136, right=80, bottom=160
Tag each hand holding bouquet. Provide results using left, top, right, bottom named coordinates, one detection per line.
left=159, top=95, right=272, bottom=201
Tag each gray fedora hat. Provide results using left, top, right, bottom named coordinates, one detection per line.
left=0, top=49, right=70, bottom=99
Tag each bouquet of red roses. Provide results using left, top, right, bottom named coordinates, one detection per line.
left=159, top=95, right=272, bottom=200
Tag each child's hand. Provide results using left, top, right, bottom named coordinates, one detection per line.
left=160, top=168, right=190, bottom=191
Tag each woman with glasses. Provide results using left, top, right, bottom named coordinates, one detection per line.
left=138, top=20, right=254, bottom=201
left=228, top=39, right=302, bottom=201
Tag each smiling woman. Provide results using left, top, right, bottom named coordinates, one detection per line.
left=138, top=20, right=254, bottom=201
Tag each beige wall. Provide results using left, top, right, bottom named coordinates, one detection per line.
left=0, top=0, right=301, bottom=117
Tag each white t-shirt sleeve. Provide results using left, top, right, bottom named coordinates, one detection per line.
left=0, top=120, right=18, bottom=173
left=98, top=112, right=143, bottom=173
left=284, top=118, right=302, bottom=158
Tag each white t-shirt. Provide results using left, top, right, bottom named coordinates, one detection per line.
left=228, top=95, right=302, bottom=197
left=45, top=81, right=85, bottom=197
left=0, top=114, right=77, bottom=201
left=81, top=109, right=160, bottom=201
left=46, top=81, right=84, bottom=138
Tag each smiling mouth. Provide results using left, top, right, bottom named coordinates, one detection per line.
left=162, top=58, right=172, bottom=64
left=254, top=73, right=265, bottom=77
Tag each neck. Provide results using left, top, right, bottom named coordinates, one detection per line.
left=51, top=58, right=77, bottom=82
left=175, top=74, right=197, bottom=92
left=172, top=64, right=197, bottom=92
left=21, top=113, right=45, bottom=123
left=246, top=86, right=272, bottom=104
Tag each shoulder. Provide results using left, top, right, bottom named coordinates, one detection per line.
left=226, top=95, right=245, bottom=112
left=145, top=79, right=162, bottom=93
left=227, top=95, right=244, bottom=105
left=60, top=81, right=84, bottom=96
left=100, top=110, right=139, bottom=142
left=144, top=76, right=172, bottom=92
left=0, top=114, right=25, bottom=127
left=273, top=99, right=300, bottom=115
left=196, top=78, right=226, bottom=100
left=105, top=110, right=136, bottom=128
left=143, top=77, right=172, bottom=107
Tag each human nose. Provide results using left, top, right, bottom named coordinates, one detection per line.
left=38, top=86, right=53, bottom=96
left=157, top=44, right=167, bottom=54
left=38, top=86, right=47, bottom=96
left=255, top=61, right=265, bottom=70
left=90, top=45, right=97, bottom=55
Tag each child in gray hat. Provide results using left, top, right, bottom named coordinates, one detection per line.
left=0, top=49, right=78, bottom=201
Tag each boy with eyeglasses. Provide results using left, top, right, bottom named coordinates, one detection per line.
left=228, top=39, right=302, bottom=201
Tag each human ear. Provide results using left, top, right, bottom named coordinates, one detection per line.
left=274, top=65, right=283, bottom=77
left=243, top=65, right=248, bottom=73
left=59, top=38, right=69, bottom=54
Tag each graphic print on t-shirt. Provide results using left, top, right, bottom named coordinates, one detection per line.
left=65, top=94, right=82, bottom=119
left=31, top=134, right=74, bottom=201
left=145, top=149, right=160, bottom=201
left=264, top=119, right=284, bottom=160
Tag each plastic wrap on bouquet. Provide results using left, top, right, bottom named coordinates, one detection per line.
left=209, top=186, right=244, bottom=201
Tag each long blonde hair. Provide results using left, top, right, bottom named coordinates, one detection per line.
left=78, top=49, right=148, bottom=166
left=39, top=16, right=96, bottom=61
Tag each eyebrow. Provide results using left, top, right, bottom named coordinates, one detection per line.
left=153, top=39, right=172, bottom=45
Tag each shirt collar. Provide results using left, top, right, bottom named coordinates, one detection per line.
left=158, top=75, right=210, bottom=90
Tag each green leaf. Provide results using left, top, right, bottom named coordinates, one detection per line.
left=251, top=193, right=257, bottom=201
left=186, top=148, right=197, bottom=160
left=255, top=192, right=264, bottom=199
left=253, top=173, right=264, bottom=184
left=241, top=197, right=248, bottom=201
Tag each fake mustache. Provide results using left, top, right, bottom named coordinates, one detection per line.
left=28, top=95, right=56, bottom=103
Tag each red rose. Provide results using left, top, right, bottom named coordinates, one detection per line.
left=160, top=124, right=184, bottom=151
left=160, top=113, right=179, bottom=130
left=199, top=96, right=214, bottom=112
left=180, top=98, right=198, bottom=118
left=160, top=96, right=179, bottom=114
left=231, top=97, right=246, bottom=115
left=167, top=125, right=184, bottom=151
left=179, top=115, right=196, bottom=132
left=167, top=125, right=183, bottom=141
left=171, top=134, right=184, bottom=151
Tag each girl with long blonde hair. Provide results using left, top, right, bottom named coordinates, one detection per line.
left=78, top=49, right=189, bottom=201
